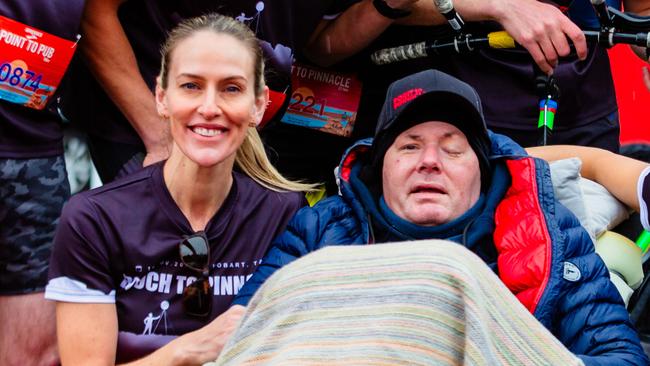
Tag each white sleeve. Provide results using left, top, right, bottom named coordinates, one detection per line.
left=45, top=277, right=116, bottom=303
left=638, top=166, right=650, bottom=231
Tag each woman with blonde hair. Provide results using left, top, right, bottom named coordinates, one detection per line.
left=45, top=13, right=314, bottom=365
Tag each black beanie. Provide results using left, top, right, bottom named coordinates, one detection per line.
left=366, top=70, right=492, bottom=191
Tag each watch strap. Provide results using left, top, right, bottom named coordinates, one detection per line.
left=372, top=0, right=412, bottom=19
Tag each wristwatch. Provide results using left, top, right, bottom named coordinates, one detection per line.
left=372, top=0, right=411, bottom=19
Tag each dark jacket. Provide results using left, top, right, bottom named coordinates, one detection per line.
left=234, top=133, right=649, bottom=366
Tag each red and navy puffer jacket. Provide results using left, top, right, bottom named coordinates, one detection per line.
left=235, top=133, right=648, bottom=365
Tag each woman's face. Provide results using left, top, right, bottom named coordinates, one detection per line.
left=156, top=31, right=268, bottom=168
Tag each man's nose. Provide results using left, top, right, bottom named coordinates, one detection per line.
left=197, top=89, right=222, bottom=118
left=417, top=146, right=441, bottom=173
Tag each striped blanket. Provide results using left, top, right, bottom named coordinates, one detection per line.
left=210, top=240, right=583, bottom=366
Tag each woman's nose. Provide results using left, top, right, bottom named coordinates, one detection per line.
left=197, top=89, right=222, bottom=118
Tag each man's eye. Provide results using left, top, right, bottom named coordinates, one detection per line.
left=443, top=148, right=463, bottom=157
left=399, top=144, right=418, bottom=151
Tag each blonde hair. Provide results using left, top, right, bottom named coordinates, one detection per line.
left=159, top=13, right=319, bottom=192
left=160, top=13, right=264, bottom=94
left=236, top=128, right=319, bottom=192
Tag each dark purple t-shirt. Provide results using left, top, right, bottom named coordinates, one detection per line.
left=446, top=33, right=616, bottom=132
left=0, top=0, right=85, bottom=158
left=445, top=0, right=620, bottom=132
left=45, top=162, right=305, bottom=362
left=62, top=0, right=355, bottom=145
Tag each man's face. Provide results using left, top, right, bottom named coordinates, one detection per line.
left=382, top=121, right=481, bottom=226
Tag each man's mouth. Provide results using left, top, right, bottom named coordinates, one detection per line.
left=411, top=185, right=446, bottom=195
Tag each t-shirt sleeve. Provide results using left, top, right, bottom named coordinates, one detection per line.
left=323, top=0, right=362, bottom=19
left=639, top=166, right=650, bottom=231
left=45, top=195, right=116, bottom=303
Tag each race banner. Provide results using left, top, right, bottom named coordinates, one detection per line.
left=0, top=15, right=78, bottom=110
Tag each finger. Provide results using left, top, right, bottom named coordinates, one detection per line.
left=228, top=305, right=246, bottom=315
left=538, top=38, right=558, bottom=74
left=206, top=307, right=245, bottom=329
left=537, top=37, right=559, bottom=71
left=562, top=19, right=587, bottom=60
left=549, top=28, right=571, bottom=57
left=523, top=41, right=553, bottom=75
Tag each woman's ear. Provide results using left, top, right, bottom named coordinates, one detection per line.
left=251, top=86, right=270, bottom=126
left=155, top=77, right=170, bottom=119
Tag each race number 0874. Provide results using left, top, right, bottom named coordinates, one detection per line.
left=0, top=63, right=42, bottom=91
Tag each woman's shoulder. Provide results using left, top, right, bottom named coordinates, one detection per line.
left=233, top=171, right=306, bottom=209
left=64, top=164, right=159, bottom=217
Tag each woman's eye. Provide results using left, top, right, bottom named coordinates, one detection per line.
left=180, top=82, right=199, bottom=90
left=225, top=85, right=242, bottom=93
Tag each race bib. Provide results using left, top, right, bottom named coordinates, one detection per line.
left=0, top=15, right=78, bottom=110
left=280, top=63, right=362, bottom=137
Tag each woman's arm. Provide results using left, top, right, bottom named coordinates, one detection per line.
left=56, top=302, right=245, bottom=366
left=57, top=302, right=118, bottom=365
left=526, top=145, right=648, bottom=211
left=128, top=305, right=246, bottom=366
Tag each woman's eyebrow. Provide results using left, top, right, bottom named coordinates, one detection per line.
left=175, top=73, right=247, bottom=81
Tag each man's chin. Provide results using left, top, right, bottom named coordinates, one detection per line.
left=405, top=208, right=449, bottom=227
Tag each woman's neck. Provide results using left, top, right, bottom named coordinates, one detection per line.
left=163, top=145, right=235, bottom=232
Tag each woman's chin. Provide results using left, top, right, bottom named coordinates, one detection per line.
left=186, top=150, right=234, bottom=168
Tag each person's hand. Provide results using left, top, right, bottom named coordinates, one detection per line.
left=491, top=0, right=587, bottom=75
left=143, top=145, right=171, bottom=167
left=142, top=120, right=172, bottom=167
left=168, top=305, right=246, bottom=366
left=643, top=66, right=650, bottom=92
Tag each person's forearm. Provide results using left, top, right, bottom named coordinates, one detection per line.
left=120, top=305, right=245, bottom=366
left=398, top=0, right=546, bottom=26
left=118, top=343, right=181, bottom=366
left=81, top=0, right=169, bottom=161
left=305, top=0, right=506, bottom=65
left=527, top=145, right=648, bottom=211
left=305, top=0, right=397, bottom=66
left=306, top=0, right=582, bottom=74
left=117, top=333, right=214, bottom=366
left=581, top=149, right=647, bottom=212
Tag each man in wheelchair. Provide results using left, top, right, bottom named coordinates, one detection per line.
left=229, top=70, right=649, bottom=365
